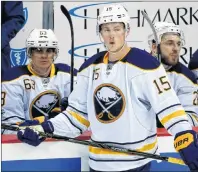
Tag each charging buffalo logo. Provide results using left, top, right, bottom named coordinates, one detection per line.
left=30, top=90, right=61, bottom=119
left=94, top=84, right=125, bottom=123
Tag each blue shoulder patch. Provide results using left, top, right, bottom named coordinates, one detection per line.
left=123, top=48, right=160, bottom=70
left=189, top=49, right=198, bottom=70
left=55, top=63, right=78, bottom=76
left=2, top=65, right=31, bottom=82
left=170, top=62, right=197, bottom=83
left=79, top=51, right=107, bottom=72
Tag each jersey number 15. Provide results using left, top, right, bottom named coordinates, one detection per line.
left=153, top=76, right=171, bottom=94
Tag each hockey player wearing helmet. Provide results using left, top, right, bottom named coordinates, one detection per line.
left=148, top=22, right=198, bottom=127
left=2, top=29, right=77, bottom=134
left=26, top=29, right=59, bottom=77
left=16, top=5, right=198, bottom=172
left=97, top=4, right=130, bottom=59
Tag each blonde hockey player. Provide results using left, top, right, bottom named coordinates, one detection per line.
left=2, top=28, right=77, bottom=134
left=148, top=22, right=198, bottom=127
left=17, top=4, right=198, bottom=172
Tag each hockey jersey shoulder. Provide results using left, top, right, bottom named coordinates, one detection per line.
left=189, top=49, right=198, bottom=70
left=123, top=48, right=160, bottom=70
left=2, top=65, right=31, bottom=82
left=169, top=62, right=197, bottom=83
left=79, top=51, right=107, bottom=72
left=55, top=63, right=77, bottom=76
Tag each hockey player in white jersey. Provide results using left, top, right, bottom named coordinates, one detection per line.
left=16, top=4, right=198, bottom=172
left=2, top=28, right=77, bottom=134
left=189, top=49, right=198, bottom=83
left=148, top=22, right=198, bottom=127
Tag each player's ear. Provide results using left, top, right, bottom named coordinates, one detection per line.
left=151, top=43, right=157, bottom=53
left=125, top=29, right=129, bottom=38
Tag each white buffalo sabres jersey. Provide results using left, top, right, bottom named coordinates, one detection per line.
left=167, top=63, right=198, bottom=127
left=2, top=63, right=77, bottom=134
left=50, top=48, right=192, bottom=171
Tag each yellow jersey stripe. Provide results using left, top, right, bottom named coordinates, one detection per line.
left=89, top=139, right=157, bottom=156
left=136, top=138, right=157, bottom=152
left=50, top=64, right=55, bottom=77
left=160, top=110, right=186, bottom=125
left=68, top=110, right=90, bottom=128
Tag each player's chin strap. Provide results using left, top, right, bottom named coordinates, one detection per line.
left=2, top=123, right=186, bottom=166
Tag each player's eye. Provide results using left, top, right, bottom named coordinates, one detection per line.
left=46, top=48, right=55, bottom=53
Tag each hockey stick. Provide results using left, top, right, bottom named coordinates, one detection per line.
left=60, top=5, right=74, bottom=92
left=141, top=11, right=161, bottom=63
left=2, top=123, right=185, bottom=166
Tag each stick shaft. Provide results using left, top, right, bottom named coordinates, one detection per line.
left=2, top=123, right=185, bottom=165
left=60, top=5, right=74, bottom=92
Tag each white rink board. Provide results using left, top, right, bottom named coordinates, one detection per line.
left=2, top=136, right=174, bottom=171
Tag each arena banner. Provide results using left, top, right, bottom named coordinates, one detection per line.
left=9, top=2, right=43, bottom=67
left=54, top=2, right=198, bottom=69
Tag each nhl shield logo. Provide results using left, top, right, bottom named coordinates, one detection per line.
left=10, top=48, right=27, bottom=67
left=94, top=84, right=126, bottom=123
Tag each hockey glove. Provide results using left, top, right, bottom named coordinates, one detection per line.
left=17, top=119, right=54, bottom=146
left=60, top=97, right=68, bottom=111
left=174, top=130, right=198, bottom=171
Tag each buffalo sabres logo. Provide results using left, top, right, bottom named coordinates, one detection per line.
left=94, top=84, right=125, bottom=123
left=30, top=90, right=61, bottom=119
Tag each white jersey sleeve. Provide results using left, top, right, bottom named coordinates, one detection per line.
left=167, top=63, right=198, bottom=127
left=50, top=65, right=90, bottom=137
left=141, top=65, right=192, bottom=135
left=2, top=80, right=25, bottom=134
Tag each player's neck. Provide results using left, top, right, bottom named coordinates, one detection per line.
left=108, top=44, right=130, bottom=62
left=30, top=63, right=51, bottom=77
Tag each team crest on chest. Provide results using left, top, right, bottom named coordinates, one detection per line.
left=94, top=84, right=126, bottom=123
left=30, top=90, right=61, bottom=119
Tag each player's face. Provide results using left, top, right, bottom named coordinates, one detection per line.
left=160, top=33, right=182, bottom=66
left=100, top=22, right=126, bottom=53
left=31, top=48, right=55, bottom=69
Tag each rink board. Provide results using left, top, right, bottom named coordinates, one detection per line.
left=3, top=128, right=198, bottom=171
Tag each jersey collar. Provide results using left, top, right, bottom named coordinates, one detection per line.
left=103, top=48, right=131, bottom=64
left=27, top=64, right=55, bottom=77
